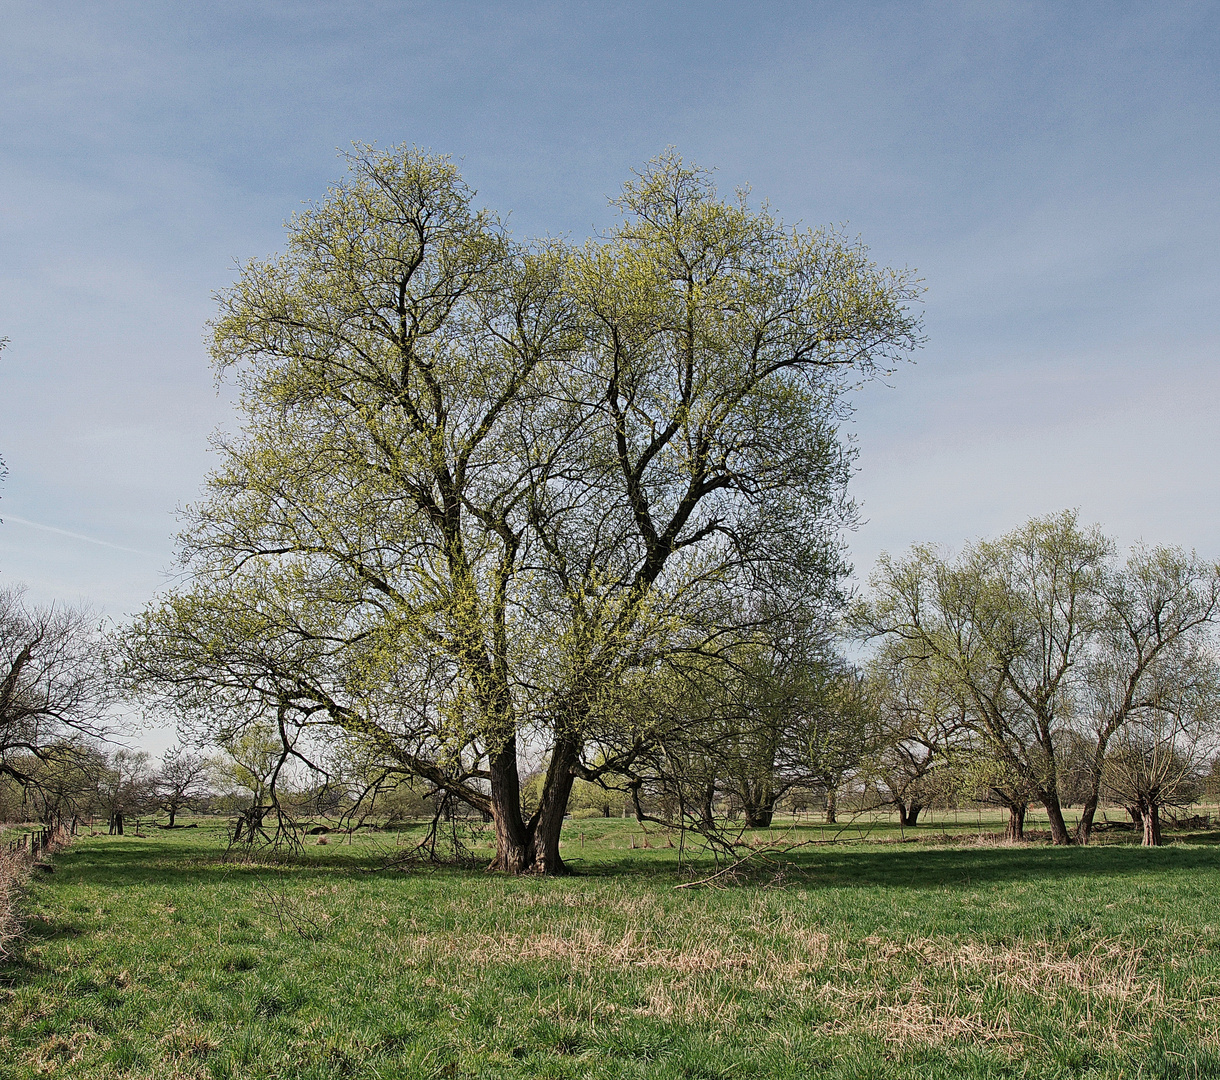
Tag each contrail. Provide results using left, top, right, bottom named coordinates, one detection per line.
left=2, top=515, right=161, bottom=558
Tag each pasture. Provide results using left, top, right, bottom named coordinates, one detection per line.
left=3, top=817, right=1220, bottom=1079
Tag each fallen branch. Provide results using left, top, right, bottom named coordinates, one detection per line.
left=674, top=839, right=817, bottom=890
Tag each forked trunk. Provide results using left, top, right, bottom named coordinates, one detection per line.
left=743, top=802, right=775, bottom=828
left=1142, top=804, right=1162, bottom=847
left=487, top=734, right=578, bottom=875
left=1005, top=803, right=1026, bottom=841
left=740, top=781, right=777, bottom=828
left=900, top=803, right=922, bottom=828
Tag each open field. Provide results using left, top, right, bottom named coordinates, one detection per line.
left=3, top=818, right=1220, bottom=1079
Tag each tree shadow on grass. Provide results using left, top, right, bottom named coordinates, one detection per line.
left=33, top=827, right=1220, bottom=893
left=779, top=836, right=1220, bottom=891
left=35, top=834, right=380, bottom=889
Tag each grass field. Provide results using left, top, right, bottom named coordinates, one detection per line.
left=3, top=815, right=1220, bottom=1079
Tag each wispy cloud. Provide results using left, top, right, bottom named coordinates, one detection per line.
left=3, top=515, right=160, bottom=558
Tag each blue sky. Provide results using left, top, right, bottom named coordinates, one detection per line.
left=2, top=1, right=1219, bottom=627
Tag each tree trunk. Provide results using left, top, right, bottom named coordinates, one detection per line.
left=1004, top=803, right=1026, bottom=841
left=1142, top=804, right=1162, bottom=847
left=487, top=742, right=530, bottom=874
left=526, top=736, right=579, bottom=875
left=743, top=801, right=775, bottom=828
left=167, top=805, right=177, bottom=829
left=1127, top=805, right=1144, bottom=827
left=900, top=803, right=922, bottom=828
left=488, top=734, right=580, bottom=876
left=824, top=788, right=837, bottom=824
left=528, top=808, right=565, bottom=875
left=699, top=781, right=715, bottom=831
left=1075, top=742, right=1109, bottom=844
left=1040, top=792, right=1073, bottom=845
left=1075, top=792, right=1098, bottom=844
left=739, top=780, right=776, bottom=828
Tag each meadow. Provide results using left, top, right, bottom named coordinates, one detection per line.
left=3, top=814, right=1220, bottom=1079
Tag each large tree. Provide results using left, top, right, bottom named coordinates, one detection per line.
left=863, top=654, right=965, bottom=828
left=1102, top=669, right=1218, bottom=846
left=154, top=746, right=213, bottom=827
left=124, top=146, right=920, bottom=874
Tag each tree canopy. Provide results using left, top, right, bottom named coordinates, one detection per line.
left=123, top=146, right=922, bottom=873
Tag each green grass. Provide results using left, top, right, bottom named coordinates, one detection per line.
left=3, top=817, right=1220, bottom=1078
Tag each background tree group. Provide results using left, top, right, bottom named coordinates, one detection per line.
left=854, top=512, right=1220, bottom=846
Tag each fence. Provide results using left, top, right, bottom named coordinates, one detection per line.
left=4, top=821, right=74, bottom=860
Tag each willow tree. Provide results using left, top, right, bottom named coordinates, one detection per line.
left=1074, top=546, right=1220, bottom=842
left=856, top=514, right=1220, bottom=846
left=855, top=513, right=1113, bottom=845
left=124, top=146, right=920, bottom=874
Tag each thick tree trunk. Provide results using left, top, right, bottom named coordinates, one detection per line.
left=487, top=742, right=530, bottom=874
left=900, top=803, right=922, bottom=828
left=1127, top=805, right=1144, bottom=827
left=743, top=801, right=775, bottom=828
left=1005, top=803, right=1026, bottom=841
left=526, top=736, right=579, bottom=875
left=1142, top=804, right=1162, bottom=847
left=488, top=734, right=580, bottom=875
left=1041, top=793, right=1073, bottom=845
left=167, top=805, right=177, bottom=829
left=739, top=780, right=776, bottom=828
left=1076, top=792, right=1098, bottom=844
left=528, top=806, right=566, bottom=875
left=1076, top=742, right=1108, bottom=844
left=825, top=788, right=837, bottom=824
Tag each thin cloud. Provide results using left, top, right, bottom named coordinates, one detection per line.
left=3, top=515, right=160, bottom=558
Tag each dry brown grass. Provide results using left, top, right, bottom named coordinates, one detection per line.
left=0, top=827, right=70, bottom=962
left=828, top=936, right=1162, bottom=1050
left=0, top=848, right=30, bottom=960
left=390, top=917, right=1173, bottom=1052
